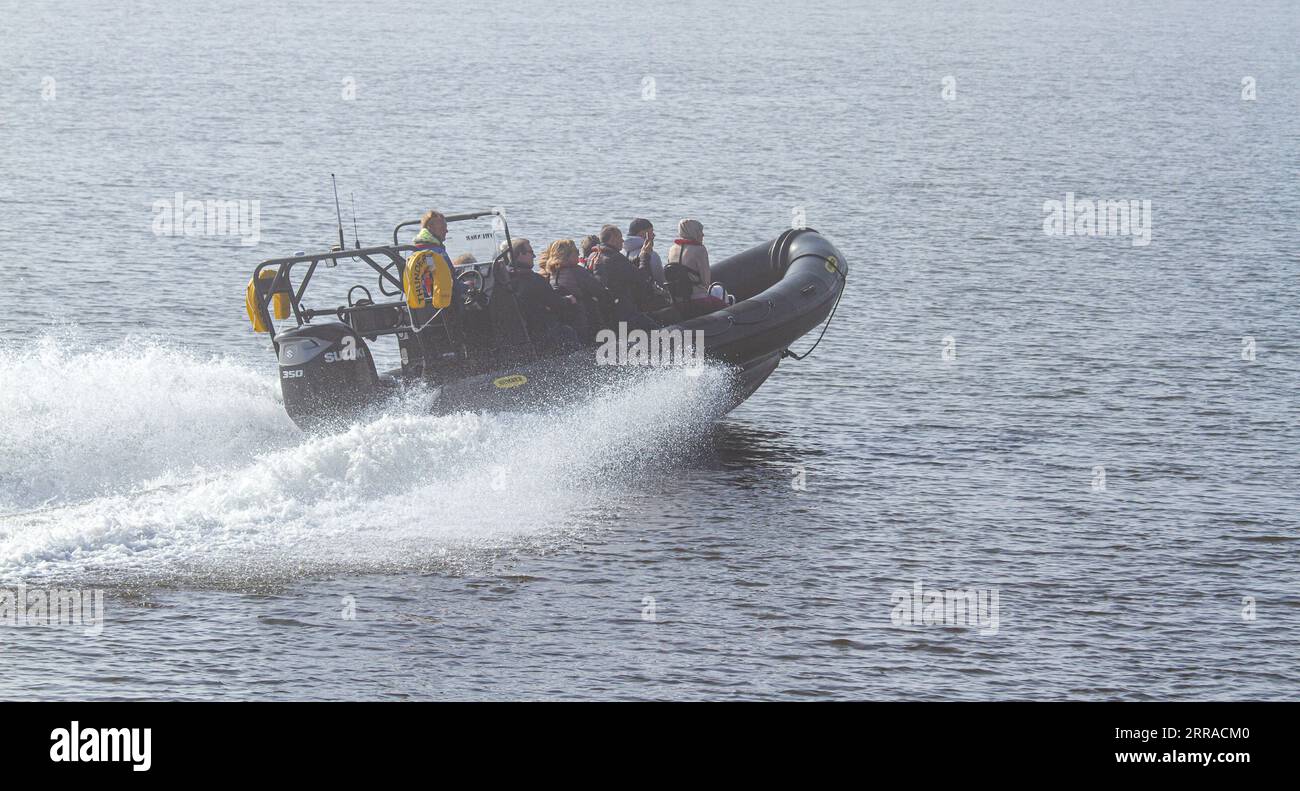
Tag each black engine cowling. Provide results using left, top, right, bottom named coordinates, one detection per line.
left=275, top=322, right=378, bottom=430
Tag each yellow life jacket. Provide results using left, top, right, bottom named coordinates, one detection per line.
left=245, top=269, right=290, bottom=333
left=404, top=248, right=454, bottom=310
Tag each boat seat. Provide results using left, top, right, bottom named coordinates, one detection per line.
left=345, top=301, right=403, bottom=340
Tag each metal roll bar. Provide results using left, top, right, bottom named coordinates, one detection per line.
left=392, top=208, right=512, bottom=262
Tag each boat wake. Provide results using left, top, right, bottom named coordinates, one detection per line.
left=0, top=332, right=730, bottom=588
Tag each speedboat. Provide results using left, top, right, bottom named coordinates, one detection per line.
left=245, top=210, right=848, bottom=430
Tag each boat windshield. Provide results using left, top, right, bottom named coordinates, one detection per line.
left=437, top=214, right=509, bottom=267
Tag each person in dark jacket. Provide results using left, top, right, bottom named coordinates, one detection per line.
left=590, top=224, right=657, bottom=330
left=623, top=225, right=672, bottom=312
left=624, top=218, right=664, bottom=285
left=545, top=239, right=615, bottom=342
left=507, top=238, right=578, bottom=352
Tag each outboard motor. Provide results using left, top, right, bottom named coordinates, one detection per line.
left=274, top=322, right=378, bottom=430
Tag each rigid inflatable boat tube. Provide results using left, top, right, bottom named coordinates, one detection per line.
left=674, top=229, right=848, bottom=367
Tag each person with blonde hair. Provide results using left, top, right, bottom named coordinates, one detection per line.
left=413, top=209, right=447, bottom=246
left=407, top=208, right=461, bottom=309
left=506, top=237, right=578, bottom=351
left=535, top=241, right=558, bottom=278
left=546, top=239, right=614, bottom=342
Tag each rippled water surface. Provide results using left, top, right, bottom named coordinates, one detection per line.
left=0, top=0, right=1296, bottom=699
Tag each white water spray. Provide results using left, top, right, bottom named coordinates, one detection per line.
left=0, top=334, right=730, bottom=587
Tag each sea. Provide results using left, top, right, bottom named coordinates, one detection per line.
left=0, top=0, right=1296, bottom=699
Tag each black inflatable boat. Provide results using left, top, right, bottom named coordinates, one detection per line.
left=246, top=211, right=847, bottom=430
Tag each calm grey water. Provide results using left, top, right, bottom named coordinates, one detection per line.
left=0, top=0, right=1296, bottom=700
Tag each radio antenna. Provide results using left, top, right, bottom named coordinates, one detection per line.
left=350, top=192, right=360, bottom=249
left=330, top=173, right=345, bottom=250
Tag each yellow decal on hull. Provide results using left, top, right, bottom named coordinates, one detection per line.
left=493, top=374, right=528, bottom=389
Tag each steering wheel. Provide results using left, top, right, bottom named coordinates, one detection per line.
left=458, top=268, right=488, bottom=310
left=458, top=268, right=485, bottom=293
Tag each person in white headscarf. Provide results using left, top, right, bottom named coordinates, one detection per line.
left=665, top=218, right=724, bottom=317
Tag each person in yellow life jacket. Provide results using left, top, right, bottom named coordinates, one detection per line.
left=407, top=209, right=460, bottom=309
left=413, top=209, right=448, bottom=247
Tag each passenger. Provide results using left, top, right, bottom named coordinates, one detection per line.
left=578, top=235, right=600, bottom=268
left=623, top=224, right=672, bottom=312
left=665, top=218, right=725, bottom=319
left=450, top=253, right=481, bottom=306
left=624, top=218, right=664, bottom=285
left=545, top=239, right=616, bottom=342
left=506, top=237, right=578, bottom=351
left=590, top=224, right=658, bottom=328
left=409, top=209, right=463, bottom=306
left=412, top=209, right=448, bottom=247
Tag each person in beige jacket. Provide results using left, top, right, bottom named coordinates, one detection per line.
left=665, top=218, right=725, bottom=317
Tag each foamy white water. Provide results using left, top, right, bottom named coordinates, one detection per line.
left=0, top=332, right=298, bottom=510
left=0, top=335, right=729, bottom=586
